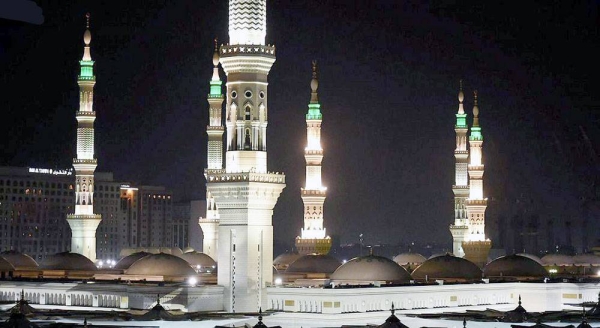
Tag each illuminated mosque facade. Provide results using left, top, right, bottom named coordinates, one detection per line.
left=4, top=1, right=600, bottom=327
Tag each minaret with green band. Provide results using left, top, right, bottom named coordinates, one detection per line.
left=450, top=81, right=470, bottom=257
left=67, top=13, right=102, bottom=262
left=462, top=90, right=491, bottom=268
left=295, top=61, right=331, bottom=255
left=200, top=39, right=225, bottom=261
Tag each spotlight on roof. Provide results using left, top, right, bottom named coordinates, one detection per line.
left=187, top=277, right=198, bottom=286
left=274, top=277, right=282, bottom=286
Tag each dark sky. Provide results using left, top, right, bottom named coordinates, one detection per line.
left=1, top=0, right=599, bottom=250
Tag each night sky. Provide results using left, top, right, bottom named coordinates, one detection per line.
left=1, top=1, right=599, bottom=252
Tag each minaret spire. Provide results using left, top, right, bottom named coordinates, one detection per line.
left=199, top=39, right=225, bottom=261
left=295, top=61, right=331, bottom=255
left=67, top=13, right=102, bottom=262
left=449, top=80, right=470, bottom=257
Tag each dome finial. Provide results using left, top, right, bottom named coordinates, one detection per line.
left=83, top=13, right=91, bottom=46
left=463, top=318, right=467, bottom=328
left=472, top=90, right=480, bottom=127
left=518, top=294, right=521, bottom=306
left=211, top=38, right=220, bottom=81
left=458, top=80, right=465, bottom=114
left=86, top=12, right=90, bottom=29
left=310, top=60, right=319, bottom=103
left=391, top=302, right=395, bottom=315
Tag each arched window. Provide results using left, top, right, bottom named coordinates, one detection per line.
left=244, top=129, right=251, bottom=150
left=245, top=106, right=251, bottom=120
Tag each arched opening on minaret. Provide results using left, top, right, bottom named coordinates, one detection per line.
left=244, top=128, right=251, bottom=150
left=245, top=105, right=251, bottom=121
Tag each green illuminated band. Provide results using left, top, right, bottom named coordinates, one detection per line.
left=455, top=113, right=467, bottom=128
left=79, top=60, right=95, bottom=80
left=306, top=103, right=322, bottom=120
left=210, top=80, right=222, bottom=96
left=470, top=126, right=483, bottom=141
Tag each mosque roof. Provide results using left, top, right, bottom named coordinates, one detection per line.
left=0, top=256, right=15, bottom=271
left=114, top=251, right=151, bottom=270
left=572, top=254, right=600, bottom=265
left=0, top=250, right=39, bottom=268
left=39, top=252, right=97, bottom=271
left=286, top=254, right=341, bottom=274
left=541, top=254, right=574, bottom=266
left=393, top=252, right=427, bottom=265
left=330, top=255, right=412, bottom=284
left=484, top=254, right=547, bottom=278
left=183, top=246, right=195, bottom=254
left=412, top=254, right=481, bottom=280
left=180, top=252, right=216, bottom=269
left=125, top=253, right=196, bottom=277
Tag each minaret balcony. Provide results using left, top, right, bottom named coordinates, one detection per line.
left=206, top=171, right=285, bottom=184
left=208, top=94, right=224, bottom=99
left=207, top=126, right=225, bottom=131
left=466, top=199, right=488, bottom=206
left=76, top=111, right=96, bottom=117
left=468, top=165, right=484, bottom=171
left=220, top=44, right=276, bottom=58
left=73, top=158, right=97, bottom=165
left=301, top=189, right=326, bottom=196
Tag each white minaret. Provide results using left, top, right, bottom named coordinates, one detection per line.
left=465, top=90, right=487, bottom=240
left=295, top=61, right=331, bottom=255
left=206, top=0, right=285, bottom=313
left=67, top=13, right=102, bottom=262
left=462, top=90, right=491, bottom=267
left=449, top=81, right=469, bottom=257
left=199, top=40, right=224, bottom=261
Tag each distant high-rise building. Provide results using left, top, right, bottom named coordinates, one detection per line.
left=295, top=61, right=331, bottom=255
left=66, top=14, right=102, bottom=261
left=0, top=167, right=73, bottom=261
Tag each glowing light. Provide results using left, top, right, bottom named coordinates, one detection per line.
left=274, top=277, right=282, bottom=286
left=549, top=269, right=557, bottom=274
left=187, top=277, right=198, bottom=286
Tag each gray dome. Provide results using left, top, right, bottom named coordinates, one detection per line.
left=484, top=254, right=547, bottom=278
left=40, top=252, right=97, bottom=271
left=0, top=256, right=15, bottom=271
left=330, top=255, right=412, bottom=284
left=114, top=252, right=151, bottom=270
left=273, top=252, right=301, bottom=270
left=393, top=252, right=427, bottom=265
left=516, top=253, right=543, bottom=265
left=0, top=250, right=38, bottom=268
left=180, top=252, right=216, bottom=270
left=541, top=254, right=574, bottom=266
left=126, top=253, right=196, bottom=276
left=412, top=254, right=481, bottom=280
left=286, top=254, right=341, bottom=274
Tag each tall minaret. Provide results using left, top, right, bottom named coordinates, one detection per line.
left=295, top=61, right=331, bottom=255
left=449, top=81, right=470, bottom=257
left=199, top=39, right=225, bottom=261
left=206, top=0, right=285, bottom=312
left=67, top=13, right=102, bottom=262
left=462, top=90, right=491, bottom=267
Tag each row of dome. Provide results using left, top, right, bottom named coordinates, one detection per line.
left=275, top=253, right=550, bottom=283
left=391, top=252, right=600, bottom=267
left=0, top=250, right=216, bottom=278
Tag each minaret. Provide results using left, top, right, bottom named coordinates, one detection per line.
left=295, top=61, right=331, bottom=255
left=462, top=90, right=491, bottom=267
left=449, top=81, right=470, bottom=257
left=199, top=39, right=224, bottom=261
left=66, top=13, right=102, bottom=262
left=206, top=0, right=285, bottom=312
